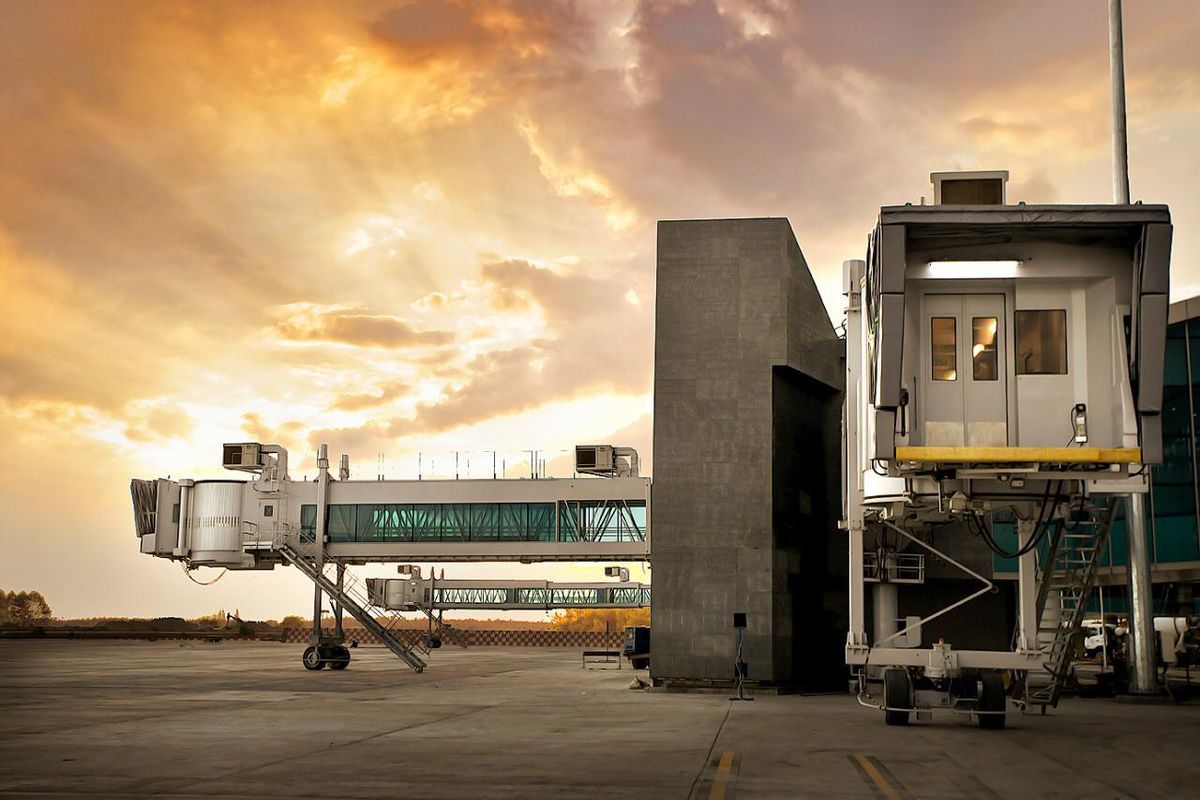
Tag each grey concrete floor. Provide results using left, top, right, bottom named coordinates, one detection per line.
left=1, top=641, right=1199, bottom=799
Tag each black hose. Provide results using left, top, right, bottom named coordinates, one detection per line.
left=970, top=479, right=1063, bottom=559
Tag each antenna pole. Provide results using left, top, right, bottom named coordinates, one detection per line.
left=1109, top=0, right=1130, bottom=203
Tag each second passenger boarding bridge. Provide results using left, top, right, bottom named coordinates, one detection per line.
left=368, top=568, right=650, bottom=612
left=131, top=442, right=650, bottom=671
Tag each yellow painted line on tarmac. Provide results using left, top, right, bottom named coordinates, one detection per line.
left=708, top=750, right=736, bottom=800
left=853, top=753, right=903, bottom=800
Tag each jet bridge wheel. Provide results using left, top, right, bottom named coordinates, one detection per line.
left=302, top=646, right=324, bottom=671
left=977, top=672, right=1007, bottom=730
left=328, top=645, right=351, bottom=670
left=883, top=669, right=912, bottom=726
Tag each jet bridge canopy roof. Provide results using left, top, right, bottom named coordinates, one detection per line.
left=865, top=202, right=1173, bottom=463
left=878, top=203, right=1172, bottom=248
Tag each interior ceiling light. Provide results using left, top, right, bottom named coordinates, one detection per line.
left=926, top=260, right=1022, bottom=279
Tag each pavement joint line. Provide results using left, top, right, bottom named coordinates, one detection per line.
left=851, top=754, right=909, bottom=800
left=912, top=729, right=1004, bottom=800
left=170, top=703, right=494, bottom=791
left=708, top=750, right=737, bottom=800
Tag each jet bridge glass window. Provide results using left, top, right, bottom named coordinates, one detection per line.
left=931, top=317, right=957, bottom=381
left=327, top=505, right=357, bottom=542
left=303, top=500, right=642, bottom=543
left=972, top=317, right=999, bottom=380
left=1015, top=310, right=1067, bottom=375
left=300, top=505, right=316, bottom=543
left=358, top=504, right=407, bottom=541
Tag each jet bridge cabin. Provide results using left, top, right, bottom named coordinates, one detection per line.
left=864, top=203, right=1171, bottom=467
left=843, top=198, right=1173, bottom=726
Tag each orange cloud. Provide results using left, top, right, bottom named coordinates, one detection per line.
left=270, top=303, right=454, bottom=348
left=1, top=0, right=1198, bottom=620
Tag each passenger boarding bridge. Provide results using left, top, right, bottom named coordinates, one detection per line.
left=844, top=170, right=1172, bottom=727
left=368, top=568, right=650, bottom=612
left=131, top=443, right=650, bottom=671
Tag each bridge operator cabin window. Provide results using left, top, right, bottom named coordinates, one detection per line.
left=931, top=317, right=957, bottom=381
left=972, top=317, right=999, bottom=381
left=1015, top=309, right=1068, bottom=375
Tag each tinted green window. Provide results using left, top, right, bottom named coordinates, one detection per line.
left=443, top=504, right=470, bottom=541
left=412, top=504, right=441, bottom=541
left=358, top=504, right=408, bottom=542
left=327, top=505, right=357, bottom=542
left=627, top=503, right=647, bottom=533
left=1149, top=320, right=1200, bottom=563
left=469, top=504, right=498, bottom=541
left=300, top=505, right=316, bottom=543
left=528, top=503, right=555, bottom=541
left=497, top=504, right=526, bottom=540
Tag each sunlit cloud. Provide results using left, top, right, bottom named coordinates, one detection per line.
left=1, top=0, right=1196, bottom=618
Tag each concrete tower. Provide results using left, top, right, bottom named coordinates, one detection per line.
left=651, top=218, right=846, bottom=689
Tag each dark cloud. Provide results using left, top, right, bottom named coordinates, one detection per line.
left=369, top=0, right=484, bottom=58
left=273, top=305, right=454, bottom=348
left=368, top=0, right=590, bottom=72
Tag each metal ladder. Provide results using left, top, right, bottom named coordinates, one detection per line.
left=1024, top=500, right=1115, bottom=709
left=278, top=540, right=427, bottom=672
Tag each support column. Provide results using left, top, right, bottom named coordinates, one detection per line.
left=334, top=564, right=345, bottom=639
left=1016, top=518, right=1039, bottom=652
left=872, top=581, right=898, bottom=652
left=844, top=260, right=867, bottom=651
left=1125, top=492, right=1160, bottom=694
left=312, top=444, right=330, bottom=645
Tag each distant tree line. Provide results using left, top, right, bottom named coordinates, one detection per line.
left=0, top=590, right=53, bottom=626
left=549, top=608, right=649, bottom=632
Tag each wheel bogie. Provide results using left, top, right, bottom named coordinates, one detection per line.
left=328, top=644, right=351, bottom=670
left=302, top=645, right=324, bottom=671
left=871, top=668, right=1009, bottom=728
left=883, top=669, right=912, bottom=726
left=977, top=671, right=1007, bottom=729
left=302, top=643, right=351, bottom=671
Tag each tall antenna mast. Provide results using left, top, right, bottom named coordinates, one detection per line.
left=1109, top=0, right=1130, bottom=203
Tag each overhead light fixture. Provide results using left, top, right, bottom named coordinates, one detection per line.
left=926, top=260, right=1022, bottom=279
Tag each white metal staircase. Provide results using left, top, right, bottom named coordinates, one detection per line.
left=1023, top=500, right=1115, bottom=709
left=278, top=538, right=428, bottom=672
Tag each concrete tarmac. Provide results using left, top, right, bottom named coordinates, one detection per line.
left=2, top=641, right=1199, bottom=798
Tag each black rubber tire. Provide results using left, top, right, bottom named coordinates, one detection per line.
left=428, top=636, right=443, bottom=649
left=632, top=657, right=650, bottom=670
left=329, top=645, right=350, bottom=670
left=883, top=669, right=912, bottom=726
left=978, top=671, right=1007, bottom=729
left=302, top=646, right=324, bottom=671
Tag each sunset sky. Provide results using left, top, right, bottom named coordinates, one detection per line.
left=2, top=0, right=1198, bottom=620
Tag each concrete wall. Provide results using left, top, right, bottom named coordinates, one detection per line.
left=651, top=218, right=844, bottom=688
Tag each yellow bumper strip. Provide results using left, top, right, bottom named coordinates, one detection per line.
left=894, top=446, right=1142, bottom=464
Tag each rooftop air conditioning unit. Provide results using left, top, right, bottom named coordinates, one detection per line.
left=222, top=442, right=263, bottom=471
left=575, top=444, right=615, bottom=475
